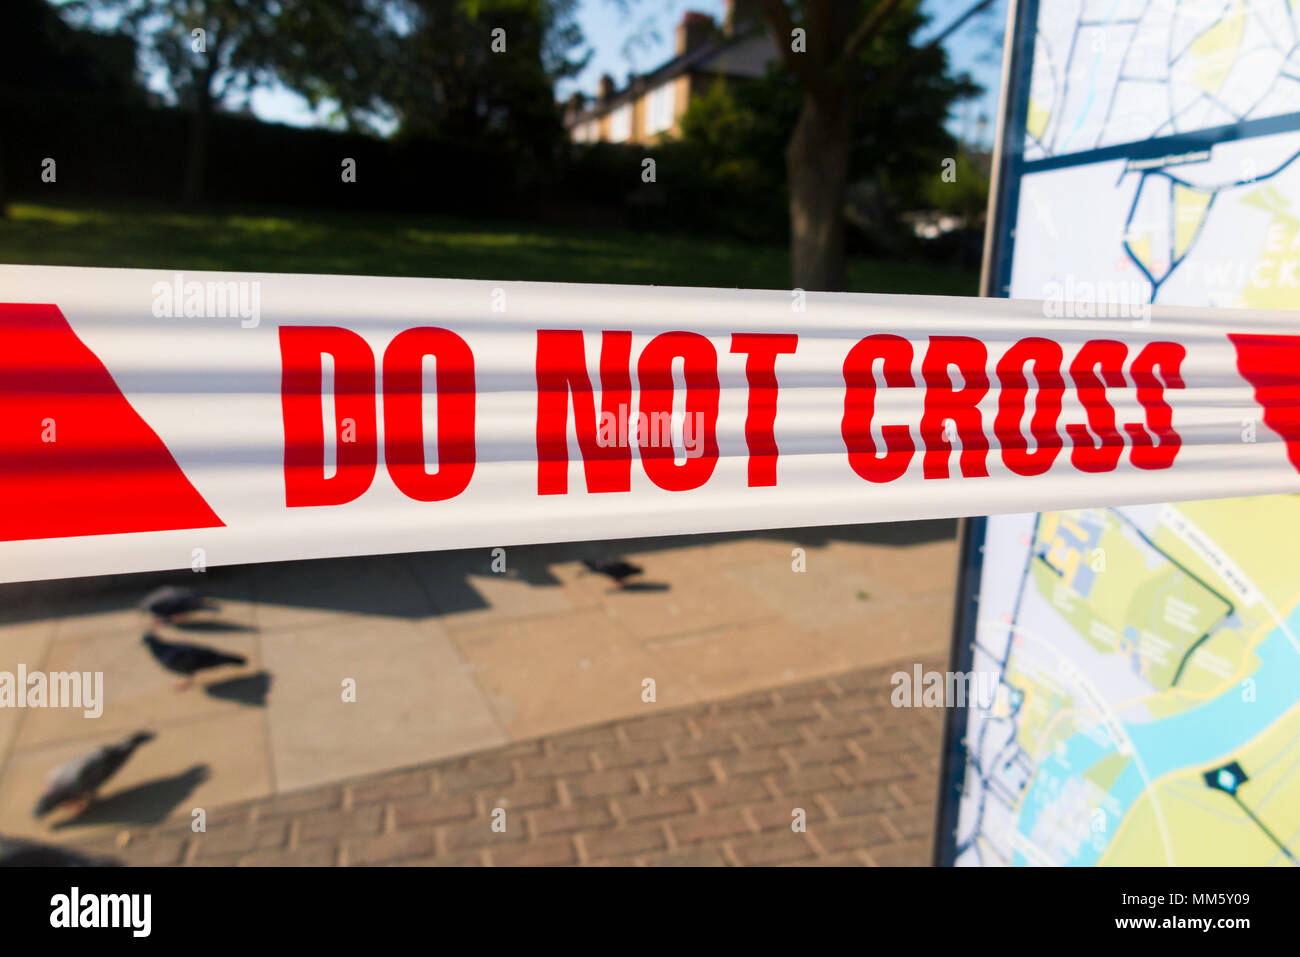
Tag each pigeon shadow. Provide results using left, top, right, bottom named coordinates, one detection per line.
left=203, top=671, right=272, bottom=707
left=50, top=765, right=211, bottom=830
left=0, top=838, right=123, bottom=867
left=171, top=619, right=258, bottom=634
left=613, top=581, right=671, bottom=593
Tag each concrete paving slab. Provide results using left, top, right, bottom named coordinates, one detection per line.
left=0, top=708, right=271, bottom=843
left=0, top=619, right=58, bottom=766
left=260, top=618, right=506, bottom=791
left=408, top=552, right=583, bottom=631
left=596, top=559, right=775, bottom=642
left=643, top=617, right=851, bottom=701
left=452, top=607, right=698, bottom=739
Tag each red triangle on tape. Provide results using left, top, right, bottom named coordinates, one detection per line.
left=1229, top=332, right=1300, bottom=475
left=0, top=302, right=224, bottom=542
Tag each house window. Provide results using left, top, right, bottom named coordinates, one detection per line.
left=608, top=103, right=632, bottom=142
left=645, top=84, right=675, bottom=136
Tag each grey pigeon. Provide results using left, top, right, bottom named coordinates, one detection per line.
left=33, top=731, right=155, bottom=818
left=138, top=585, right=217, bottom=622
left=582, top=557, right=644, bottom=586
left=142, top=632, right=246, bottom=689
left=0, top=834, right=120, bottom=866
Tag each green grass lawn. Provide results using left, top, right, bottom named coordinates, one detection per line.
left=0, top=201, right=978, bottom=296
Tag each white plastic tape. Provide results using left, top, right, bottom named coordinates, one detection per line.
left=1, top=264, right=1297, bottom=583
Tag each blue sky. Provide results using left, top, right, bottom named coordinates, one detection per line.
left=246, top=0, right=1007, bottom=146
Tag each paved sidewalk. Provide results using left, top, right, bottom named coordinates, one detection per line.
left=0, top=522, right=957, bottom=844
left=67, top=655, right=947, bottom=866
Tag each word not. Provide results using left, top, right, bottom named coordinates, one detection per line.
left=535, top=330, right=790, bottom=493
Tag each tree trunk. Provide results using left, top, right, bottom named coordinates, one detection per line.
left=786, top=90, right=852, bottom=291
left=183, top=67, right=217, bottom=206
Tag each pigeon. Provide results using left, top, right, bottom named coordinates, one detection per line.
left=33, top=731, right=155, bottom=819
left=138, top=585, right=217, bottom=623
left=0, top=835, right=120, bottom=866
left=582, top=557, right=644, bottom=587
left=141, top=632, right=247, bottom=689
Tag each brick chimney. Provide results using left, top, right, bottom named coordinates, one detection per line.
left=724, top=0, right=764, bottom=36
left=676, top=11, right=716, bottom=55
left=598, top=73, right=616, bottom=103
left=564, top=91, right=585, bottom=123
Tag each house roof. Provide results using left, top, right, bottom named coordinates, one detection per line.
left=566, top=27, right=777, bottom=126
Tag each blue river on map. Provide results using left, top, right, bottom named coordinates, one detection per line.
left=1013, top=608, right=1300, bottom=866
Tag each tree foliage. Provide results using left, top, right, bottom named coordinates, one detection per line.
left=59, top=0, right=288, bottom=110
left=675, top=2, right=979, bottom=252
left=51, top=0, right=587, bottom=200
left=378, top=0, right=585, bottom=152
left=56, top=0, right=586, bottom=140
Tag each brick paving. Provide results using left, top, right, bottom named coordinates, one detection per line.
left=70, top=655, right=947, bottom=866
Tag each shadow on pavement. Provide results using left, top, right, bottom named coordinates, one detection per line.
left=50, top=765, right=210, bottom=830
left=203, top=671, right=272, bottom=707
left=0, top=519, right=958, bottom=625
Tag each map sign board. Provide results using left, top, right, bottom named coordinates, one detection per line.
left=939, top=0, right=1300, bottom=865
